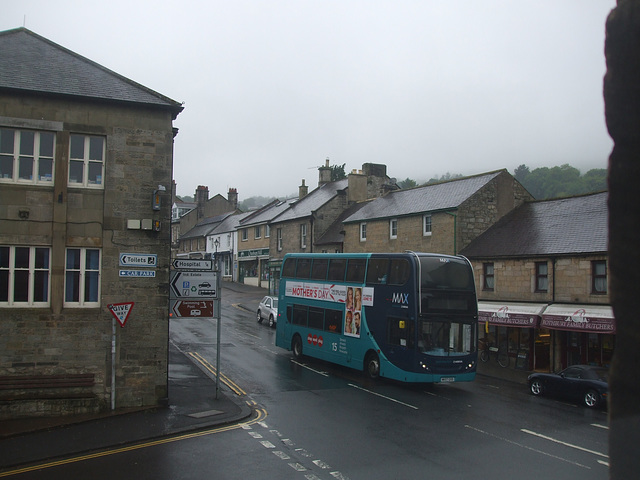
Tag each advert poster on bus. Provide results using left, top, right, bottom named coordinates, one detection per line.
left=285, top=281, right=374, bottom=339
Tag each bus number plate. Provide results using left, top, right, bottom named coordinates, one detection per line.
left=440, top=377, right=455, bottom=383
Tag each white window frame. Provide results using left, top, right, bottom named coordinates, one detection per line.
left=64, top=247, right=101, bottom=307
left=423, top=214, right=432, bottom=236
left=68, top=134, right=105, bottom=189
left=255, top=226, right=261, bottom=239
left=277, top=228, right=283, bottom=251
left=0, top=128, right=55, bottom=185
left=390, top=218, right=398, bottom=239
left=241, top=228, right=248, bottom=241
left=301, top=224, right=307, bottom=249
left=0, top=246, right=51, bottom=307
left=360, top=222, right=367, bottom=242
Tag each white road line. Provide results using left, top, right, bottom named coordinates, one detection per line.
left=465, top=425, right=591, bottom=469
left=291, top=359, right=330, bottom=376
left=349, top=384, right=419, bottom=410
left=591, top=423, right=609, bottom=430
left=521, top=429, right=609, bottom=459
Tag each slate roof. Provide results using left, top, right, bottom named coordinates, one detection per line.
left=239, top=198, right=297, bottom=227
left=0, top=28, right=183, bottom=117
left=460, top=192, right=608, bottom=258
left=344, top=171, right=503, bottom=223
left=272, top=179, right=349, bottom=223
left=316, top=201, right=373, bottom=246
left=180, top=212, right=236, bottom=240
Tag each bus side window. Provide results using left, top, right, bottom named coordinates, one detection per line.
left=324, top=309, right=343, bottom=334
left=366, top=258, right=389, bottom=284
left=311, top=258, right=328, bottom=280
left=282, top=258, right=296, bottom=278
left=286, top=305, right=293, bottom=323
left=293, top=304, right=308, bottom=326
left=328, top=258, right=346, bottom=281
left=309, top=306, right=324, bottom=330
left=389, top=259, right=410, bottom=286
left=346, top=258, right=366, bottom=283
left=296, top=258, right=311, bottom=279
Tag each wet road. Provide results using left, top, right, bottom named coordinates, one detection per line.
left=15, top=284, right=609, bottom=479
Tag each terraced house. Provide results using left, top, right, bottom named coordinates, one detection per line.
left=0, top=28, right=182, bottom=418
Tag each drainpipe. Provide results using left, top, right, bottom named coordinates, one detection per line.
left=445, top=211, right=457, bottom=255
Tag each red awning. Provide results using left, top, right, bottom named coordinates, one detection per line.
left=478, top=302, right=546, bottom=328
left=540, top=304, right=615, bottom=334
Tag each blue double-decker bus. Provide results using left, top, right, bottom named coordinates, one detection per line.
left=275, top=252, right=478, bottom=383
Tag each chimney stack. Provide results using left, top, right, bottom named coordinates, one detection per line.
left=299, top=179, right=308, bottom=199
left=195, top=185, right=209, bottom=219
left=228, top=187, right=238, bottom=209
left=318, top=157, right=331, bottom=185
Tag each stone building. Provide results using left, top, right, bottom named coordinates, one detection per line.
left=0, top=28, right=182, bottom=418
left=342, top=169, right=531, bottom=255
left=460, top=192, right=612, bottom=375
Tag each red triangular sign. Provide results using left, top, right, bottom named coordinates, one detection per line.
left=108, top=302, right=134, bottom=327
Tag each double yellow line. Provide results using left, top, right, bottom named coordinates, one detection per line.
left=188, top=351, right=246, bottom=396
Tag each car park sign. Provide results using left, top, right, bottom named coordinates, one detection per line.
left=170, top=271, right=218, bottom=299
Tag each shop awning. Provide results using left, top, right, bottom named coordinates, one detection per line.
left=478, top=302, right=546, bottom=328
left=540, top=304, right=615, bottom=334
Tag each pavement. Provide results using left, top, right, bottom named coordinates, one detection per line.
left=0, top=310, right=256, bottom=472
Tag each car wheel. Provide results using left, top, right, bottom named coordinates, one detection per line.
left=530, top=379, right=544, bottom=396
left=292, top=335, right=303, bottom=359
left=364, top=352, right=380, bottom=380
left=584, top=389, right=600, bottom=408
left=269, top=314, right=275, bottom=328
left=257, top=310, right=263, bottom=323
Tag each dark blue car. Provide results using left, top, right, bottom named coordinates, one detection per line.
left=528, top=365, right=609, bottom=409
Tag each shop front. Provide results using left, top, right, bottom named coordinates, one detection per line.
left=237, top=248, right=269, bottom=288
left=540, top=304, right=615, bottom=370
left=478, top=302, right=547, bottom=374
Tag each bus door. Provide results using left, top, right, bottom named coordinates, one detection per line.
left=384, top=314, right=416, bottom=372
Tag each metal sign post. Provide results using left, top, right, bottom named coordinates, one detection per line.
left=215, top=256, right=222, bottom=399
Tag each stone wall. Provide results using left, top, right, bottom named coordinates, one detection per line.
left=0, top=94, right=175, bottom=418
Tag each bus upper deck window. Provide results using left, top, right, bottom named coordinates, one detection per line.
left=282, top=258, right=296, bottom=278
left=311, top=258, right=328, bottom=280
left=346, top=259, right=366, bottom=283
left=389, top=259, right=410, bottom=285
left=296, top=258, right=311, bottom=278
left=328, top=258, right=346, bottom=281
left=366, top=258, right=389, bottom=284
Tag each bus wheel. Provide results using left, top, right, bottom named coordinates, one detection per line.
left=292, top=335, right=303, bottom=359
left=364, top=352, right=380, bottom=380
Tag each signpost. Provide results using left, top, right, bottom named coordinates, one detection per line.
left=170, top=256, right=222, bottom=398
left=107, top=302, right=134, bottom=411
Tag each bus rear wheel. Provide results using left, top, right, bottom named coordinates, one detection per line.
left=292, top=335, right=303, bottom=359
left=364, top=352, right=380, bottom=380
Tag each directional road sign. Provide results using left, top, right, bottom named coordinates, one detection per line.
left=172, top=259, right=213, bottom=270
left=170, top=300, right=216, bottom=318
left=119, top=253, right=157, bottom=267
left=170, top=271, right=218, bottom=299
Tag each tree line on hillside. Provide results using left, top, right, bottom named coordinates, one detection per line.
left=177, top=163, right=607, bottom=208
left=398, top=164, right=607, bottom=200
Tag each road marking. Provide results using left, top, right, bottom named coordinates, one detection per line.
left=189, top=351, right=246, bottom=395
left=349, top=384, right=418, bottom=410
left=521, top=429, right=609, bottom=459
left=465, top=425, right=591, bottom=469
left=591, top=423, right=609, bottom=430
left=0, top=409, right=267, bottom=478
left=291, top=359, right=330, bottom=377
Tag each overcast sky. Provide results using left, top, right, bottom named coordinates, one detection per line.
left=3, top=0, right=616, bottom=199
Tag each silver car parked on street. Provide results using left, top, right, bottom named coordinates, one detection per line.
left=257, top=296, right=278, bottom=328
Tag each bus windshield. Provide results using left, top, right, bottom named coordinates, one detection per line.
left=419, top=256, right=475, bottom=291
left=418, top=318, right=476, bottom=356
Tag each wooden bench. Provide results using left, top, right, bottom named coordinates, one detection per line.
left=0, top=373, right=96, bottom=401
